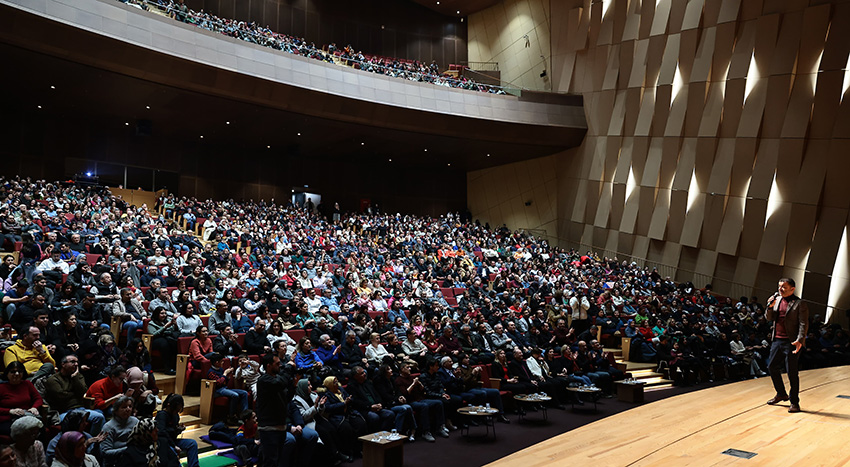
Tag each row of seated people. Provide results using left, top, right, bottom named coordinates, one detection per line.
left=128, top=0, right=507, bottom=94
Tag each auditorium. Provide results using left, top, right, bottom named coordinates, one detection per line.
left=0, top=0, right=848, bottom=466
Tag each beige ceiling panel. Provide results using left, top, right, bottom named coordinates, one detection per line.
left=592, top=89, right=617, bottom=136
left=602, top=44, right=622, bottom=90
left=608, top=90, right=628, bottom=136
left=747, top=138, right=780, bottom=199
left=694, top=137, right=718, bottom=189
left=665, top=86, right=689, bottom=136
left=739, top=198, right=768, bottom=259
left=652, top=85, right=673, bottom=134
left=727, top=20, right=757, bottom=80
left=732, top=257, right=760, bottom=292
left=729, top=138, right=758, bottom=199
left=768, top=10, right=803, bottom=76
left=808, top=207, right=849, bottom=275
left=623, top=87, right=643, bottom=135
left=635, top=185, right=657, bottom=236
left=783, top=203, right=818, bottom=270
left=716, top=193, right=746, bottom=254
left=711, top=22, right=737, bottom=82
left=719, top=78, right=745, bottom=138
left=672, top=137, right=698, bottom=191
left=610, top=183, right=627, bottom=231
left=809, top=70, right=843, bottom=139
left=717, top=0, right=742, bottom=24
left=618, top=40, right=635, bottom=89
left=622, top=0, right=641, bottom=42
left=634, top=87, right=657, bottom=136
left=596, top=4, right=615, bottom=46
left=706, top=138, right=736, bottom=195
left=681, top=192, right=707, bottom=247
left=648, top=188, right=671, bottom=239
left=651, top=0, right=673, bottom=37
left=621, top=185, right=640, bottom=234
left=758, top=201, right=792, bottom=264
left=604, top=228, right=620, bottom=255
left=662, top=242, right=683, bottom=270
left=594, top=181, right=613, bottom=227
left=790, top=139, right=828, bottom=206
left=667, top=190, right=688, bottom=242
left=570, top=178, right=589, bottom=222
left=660, top=137, right=683, bottom=189
left=677, top=29, right=699, bottom=82
left=820, top=3, right=850, bottom=71
left=753, top=13, right=780, bottom=72
left=822, top=139, right=850, bottom=209
left=741, top=0, right=765, bottom=21
left=584, top=179, right=602, bottom=224
left=761, top=74, right=794, bottom=138
left=658, top=33, right=682, bottom=86
left=604, top=135, right=623, bottom=181
left=641, top=137, right=665, bottom=187
left=698, top=81, right=725, bottom=136
left=593, top=45, right=612, bottom=89
left=613, top=137, right=634, bottom=185
left=682, top=0, right=706, bottom=31
left=631, top=235, right=651, bottom=264
left=690, top=27, right=716, bottom=83
left=627, top=39, right=650, bottom=88
left=797, top=4, right=831, bottom=76
left=775, top=137, right=804, bottom=197
left=684, top=81, right=707, bottom=137
left=737, top=77, right=768, bottom=137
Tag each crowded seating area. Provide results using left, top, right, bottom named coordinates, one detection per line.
left=0, top=175, right=847, bottom=467
left=122, top=0, right=508, bottom=94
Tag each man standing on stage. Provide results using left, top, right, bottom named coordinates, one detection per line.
left=765, top=278, right=808, bottom=413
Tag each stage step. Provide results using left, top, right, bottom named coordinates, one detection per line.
left=153, top=372, right=176, bottom=394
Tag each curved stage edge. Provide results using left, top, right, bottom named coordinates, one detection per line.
left=487, top=366, right=850, bottom=466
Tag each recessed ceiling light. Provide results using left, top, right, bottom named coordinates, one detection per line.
left=267, top=145, right=271, bottom=149
left=297, top=132, right=301, bottom=136
left=226, top=121, right=230, bottom=125
left=447, top=163, right=451, bottom=166
left=50, top=85, right=55, bottom=89
left=389, top=158, right=392, bottom=162
left=145, top=106, right=150, bottom=109
left=37, top=105, right=42, bottom=109
left=487, top=153, right=490, bottom=157
left=424, top=149, right=428, bottom=152
left=361, top=142, right=365, bottom=146
left=436, top=1, right=440, bottom=4
left=200, top=135, right=204, bottom=139
left=125, top=122, right=129, bottom=126
left=457, top=10, right=460, bottom=14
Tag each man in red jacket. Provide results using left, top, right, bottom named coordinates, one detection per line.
left=85, top=366, right=129, bottom=416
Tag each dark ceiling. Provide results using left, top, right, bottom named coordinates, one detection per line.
left=0, top=42, right=567, bottom=172
left=409, top=0, right=502, bottom=17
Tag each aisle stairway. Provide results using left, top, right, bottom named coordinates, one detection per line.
left=604, top=348, right=674, bottom=391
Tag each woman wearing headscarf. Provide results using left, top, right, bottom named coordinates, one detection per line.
left=124, top=418, right=176, bottom=467
left=50, top=432, right=98, bottom=467
left=292, top=379, right=354, bottom=464
left=45, top=410, right=103, bottom=466
left=322, top=376, right=366, bottom=441
left=10, top=416, right=46, bottom=467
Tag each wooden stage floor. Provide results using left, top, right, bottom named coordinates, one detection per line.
left=488, top=366, right=850, bottom=466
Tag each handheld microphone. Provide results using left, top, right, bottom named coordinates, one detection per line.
left=767, top=292, right=780, bottom=307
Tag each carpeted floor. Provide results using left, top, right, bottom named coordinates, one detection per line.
left=348, top=380, right=732, bottom=467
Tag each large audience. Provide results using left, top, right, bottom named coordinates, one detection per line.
left=0, top=175, right=847, bottom=467
left=123, top=0, right=507, bottom=94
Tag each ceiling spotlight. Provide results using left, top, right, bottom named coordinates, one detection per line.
left=267, top=145, right=271, bottom=149
left=447, top=163, right=451, bottom=166
left=297, top=132, right=301, bottom=136
left=487, top=153, right=490, bottom=157
left=125, top=122, right=129, bottom=126
left=226, top=121, right=230, bottom=125
left=145, top=106, right=150, bottom=109
left=37, top=105, right=42, bottom=109
left=389, top=158, right=392, bottom=162
left=86, top=172, right=92, bottom=177
left=50, top=85, right=55, bottom=89
left=436, top=1, right=440, bottom=4
left=361, top=142, right=365, bottom=146
left=457, top=10, right=460, bottom=14
left=424, top=149, right=428, bottom=152
left=200, top=135, right=204, bottom=139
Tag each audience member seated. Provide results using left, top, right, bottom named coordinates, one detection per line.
left=10, top=417, right=45, bottom=467
left=207, top=353, right=249, bottom=425
left=3, top=326, right=55, bottom=382
left=0, top=362, right=43, bottom=438
left=155, top=394, right=199, bottom=467
left=99, top=396, right=139, bottom=467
